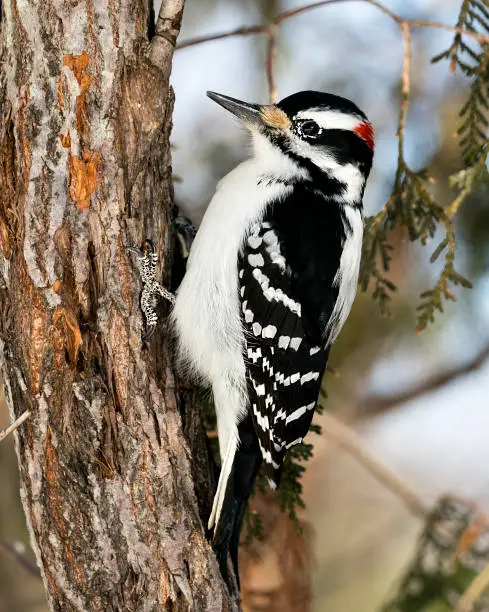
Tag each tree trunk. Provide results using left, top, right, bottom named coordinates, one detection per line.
left=0, top=1, right=234, bottom=609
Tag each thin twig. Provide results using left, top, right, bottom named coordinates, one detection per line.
left=0, top=410, right=30, bottom=443
left=358, top=339, right=489, bottom=417
left=456, top=561, right=489, bottom=612
left=0, top=539, right=41, bottom=579
left=398, top=23, right=411, bottom=154
left=176, top=0, right=484, bottom=106
left=274, top=0, right=399, bottom=25
left=266, top=26, right=278, bottom=104
left=176, top=25, right=265, bottom=50
left=408, top=18, right=489, bottom=44
left=176, top=0, right=489, bottom=52
left=320, top=411, right=429, bottom=519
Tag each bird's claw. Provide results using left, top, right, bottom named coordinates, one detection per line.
left=126, top=239, right=174, bottom=341
left=125, top=245, right=144, bottom=258
left=142, top=323, right=157, bottom=342
left=125, top=239, right=156, bottom=259
left=174, top=216, right=196, bottom=260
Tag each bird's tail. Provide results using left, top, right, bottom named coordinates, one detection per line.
left=209, top=413, right=262, bottom=593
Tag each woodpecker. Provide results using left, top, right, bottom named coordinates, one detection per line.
left=129, top=90, right=374, bottom=592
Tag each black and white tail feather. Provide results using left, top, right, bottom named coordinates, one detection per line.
left=171, top=90, right=374, bottom=592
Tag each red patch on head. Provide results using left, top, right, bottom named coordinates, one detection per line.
left=353, top=121, right=375, bottom=150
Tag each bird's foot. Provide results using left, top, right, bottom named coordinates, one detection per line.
left=174, top=215, right=197, bottom=260
left=126, top=239, right=175, bottom=341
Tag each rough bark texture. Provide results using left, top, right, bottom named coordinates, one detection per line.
left=0, top=1, right=234, bottom=609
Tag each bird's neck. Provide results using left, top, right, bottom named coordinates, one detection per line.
left=251, top=132, right=366, bottom=208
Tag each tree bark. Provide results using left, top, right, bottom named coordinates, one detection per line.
left=0, top=1, right=233, bottom=609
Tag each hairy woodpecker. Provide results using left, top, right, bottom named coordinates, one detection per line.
left=130, top=90, right=374, bottom=592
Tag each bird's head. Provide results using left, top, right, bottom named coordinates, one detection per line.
left=207, top=90, right=374, bottom=204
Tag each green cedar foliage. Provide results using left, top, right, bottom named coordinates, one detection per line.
left=381, top=2, right=489, bottom=610
left=361, top=0, right=489, bottom=332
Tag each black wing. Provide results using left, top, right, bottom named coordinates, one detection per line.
left=239, top=191, right=346, bottom=486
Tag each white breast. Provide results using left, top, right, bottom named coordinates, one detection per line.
left=172, top=161, right=287, bottom=387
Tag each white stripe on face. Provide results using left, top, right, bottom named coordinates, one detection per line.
left=294, top=109, right=364, bottom=132
left=288, top=138, right=365, bottom=204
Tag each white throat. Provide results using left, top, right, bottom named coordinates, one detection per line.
left=251, top=132, right=309, bottom=183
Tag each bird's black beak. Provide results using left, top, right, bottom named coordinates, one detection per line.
left=207, top=91, right=263, bottom=129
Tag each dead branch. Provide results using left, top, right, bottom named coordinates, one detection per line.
left=265, top=26, right=278, bottom=104
left=0, top=539, right=41, bottom=580
left=457, top=562, right=489, bottom=612
left=0, top=411, right=30, bottom=444
left=398, top=22, right=411, bottom=153
left=321, top=411, right=429, bottom=519
left=358, top=339, right=489, bottom=417
left=176, top=1, right=489, bottom=52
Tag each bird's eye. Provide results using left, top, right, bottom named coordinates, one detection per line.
left=298, top=120, right=321, bottom=138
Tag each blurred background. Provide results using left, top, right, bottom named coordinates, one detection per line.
left=2, top=0, right=489, bottom=610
